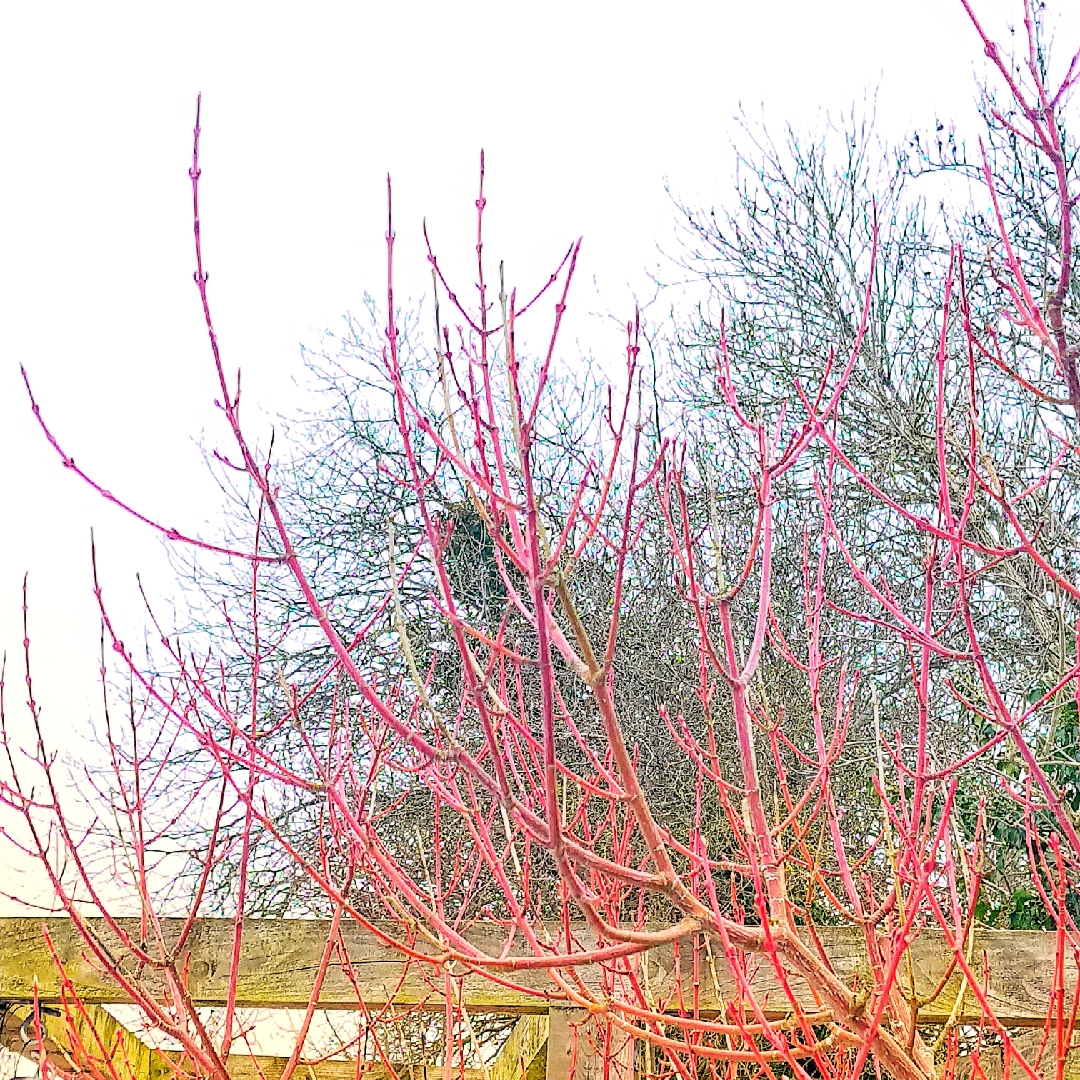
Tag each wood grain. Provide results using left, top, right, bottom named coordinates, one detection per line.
left=1, top=919, right=1074, bottom=1025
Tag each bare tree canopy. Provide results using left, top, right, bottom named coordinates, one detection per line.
left=3, top=6, right=1080, bottom=1080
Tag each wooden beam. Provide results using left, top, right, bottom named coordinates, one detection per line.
left=0, top=919, right=557, bottom=1014
left=546, top=1011, right=581, bottom=1080
left=489, top=1016, right=548, bottom=1080
left=546, top=1011, right=632, bottom=1080
left=1, top=919, right=1074, bottom=1025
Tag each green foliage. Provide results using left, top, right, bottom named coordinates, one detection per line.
left=960, top=696, right=1080, bottom=930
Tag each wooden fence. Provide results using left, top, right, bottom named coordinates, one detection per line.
left=1, top=919, right=1076, bottom=1080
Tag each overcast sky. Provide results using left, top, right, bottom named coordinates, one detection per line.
left=2, top=0, right=1078, bottom=906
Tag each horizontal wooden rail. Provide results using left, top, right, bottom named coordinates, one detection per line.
left=0, top=918, right=1074, bottom=1026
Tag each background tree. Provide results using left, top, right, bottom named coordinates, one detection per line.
left=666, top=32, right=1080, bottom=928
left=2, top=6, right=1079, bottom=1080
left=174, top=35, right=1080, bottom=931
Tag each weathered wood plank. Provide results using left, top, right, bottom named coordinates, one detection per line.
left=1, top=919, right=1074, bottom=1026
left=0, top=919, right=560, bottom=1013
left=546, top=1011, right=584, bottom=1080
left=644, top=926, right=1080, bottom=1027
left=546, top=1011, right=632, bottom=1080
left=490, top=1015, right=548, bottom=1080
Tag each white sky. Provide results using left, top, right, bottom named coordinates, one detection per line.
left=1, top=0, right=1079, bottom=908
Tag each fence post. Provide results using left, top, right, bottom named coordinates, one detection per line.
left=546, top=1009, right=634, bottom=1080
left=490, top=1014, right=550, bottom=1080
